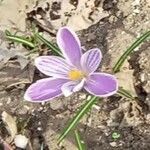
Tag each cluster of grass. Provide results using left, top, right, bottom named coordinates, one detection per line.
left=5, top=29, right=150, bottom=149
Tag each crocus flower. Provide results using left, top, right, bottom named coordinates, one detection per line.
left=24, top=27, right=118, bottom=102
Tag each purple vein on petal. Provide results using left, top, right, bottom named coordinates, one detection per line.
left=57, top=27, right=82, bottom=67
left=24, top=78, right=69, bottom=102
left=84, top=73, right=118, bottom=97
left=61, top=81, right=78, bottom=97
left=88, top=52, right=99, bottom=67
left=81, top=48, right=102, bottom=74
left=35, top=56, right=73, bottom=78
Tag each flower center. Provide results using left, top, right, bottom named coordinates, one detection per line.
left=68, top=69, right=84, bottom=80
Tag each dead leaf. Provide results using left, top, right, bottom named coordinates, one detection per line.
left=0, top=49, right=34, bottom=89
left=0, top=60, right=34, bottom=89
left=0, top=49, right=15, bottom=68
left=64, top=0, right=109, bottom=31
left=27, top=0, right=108, bottom=31
left=0, top=48, right=30, bottom=69
left=115, top=68, right=137, bottom=97
left=17, top=55, right=29, bottom=70
left=0, top=0, right=37, bottom=31
left=1, top=111, right=17, bottom=142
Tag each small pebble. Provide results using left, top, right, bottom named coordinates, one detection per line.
left=14, top=134, right=28, bottom=149
left=87, top=117, right=92, bottom=126
left=109, top=142, right=117, bottom=147
left=140, top=73, right=145, bottom=82
left=132, top=0, right=140, bottom=6
left=87, top=95, right=92, bottom=101
left=134, top=47, right=139, bottom=51
left=79, top=94, right=86, bottom=99
left=133, top=9, right=140, bottom=14
left=37, top=127, right=42, bottom=131
left=50, top=99, right=63, bottom=110
left=41, top=101, right=45, bottom=105
left=93, top=104, right=100, bottom=110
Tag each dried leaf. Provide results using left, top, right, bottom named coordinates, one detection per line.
left=115, top=68, right=137, bottom=97
left=27, top=0, right=108, bottom=31
left=1, top=111, right=17, bottom=142
left=0, top=0, right=37, bottom=31
left=62, top=0, right=109, bottom=31
left=0, top=49, right=15, bottom=67
left=17, top=55, right=29, bottom=70
left=0, top=49, right=30, bottom=69
left=0, top=59, right=34, bottom=89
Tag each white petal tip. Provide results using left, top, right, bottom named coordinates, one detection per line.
left=24, top=92, right=33, bottom=102
left=62, top=88, right=73, bottom=97
left=63, top=91, right=73, bottom=97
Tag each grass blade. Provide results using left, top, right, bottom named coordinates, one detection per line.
left=5, top=34, right=35, bottom=48
left=58, top=96, right=98, bottom=143
left=36, top=33, right=62, bottom=56
left=75, top=130, right=86, bottom=150
left=40, top=143, right=44, bottom=150
left=117, top=87, right=134, bottom=100
left=113, top=31, right=150, bottom=73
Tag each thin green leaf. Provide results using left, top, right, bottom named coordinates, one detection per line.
left=6, top=34, right=35, bottom=48
left=117, top=87, right=134, bottom=100
left=75, top=130, right=86, bottom=150
left=113, top=31, right=150, bottom=73
left=40, top=143, right=44, bottom=150
left=5, top=30, right=11, bottom=36
left=36, top=33, right=62, bottom=56
left=58, top=96, right=98, bottom=143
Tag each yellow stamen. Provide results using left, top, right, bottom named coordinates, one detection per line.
left=68, top=69, right=84, bottom=80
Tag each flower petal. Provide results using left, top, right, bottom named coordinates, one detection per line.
left=57, top=27, right=82, bottom=67
left=24, top=78, right=68, bottom=102
left=73, top=79, right=85, bottom=92
left=81, top=48, right=102, bottom=74
left=61, top=81, right=77, bottom=97
left=84, top=73, right=118, bottom=97
left=35, top=56, right=73, bottom=78
left=61, top=79, right=85, bottom=97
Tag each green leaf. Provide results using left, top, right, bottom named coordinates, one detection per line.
left=113, top=31, right=150, bottom=73
left=5, top=30, right=11, bottom=36
left=58, top=96, right=98, bottom=143
left=75, top=130, right=86, bottom=150
left=117, top=87, right=134, bottom=100
left=112, top=132, right=121, bottom=140
left=5, top=33, right=35, bottom=48
left=40, top=143, right=44, bottom=150
left=36, top=33, right=62, bottom=56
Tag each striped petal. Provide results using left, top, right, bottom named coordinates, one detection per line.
left=35, top=56, right=73, bottom=79
left=81, top=48, right=102, bottom=74
left=61, top=79, right=85, bottom=97
left=61, top=81, right=77, bottom=97
left=24, top=78, right=68, bottom=102
left=84, top=73, right=118, bottom=97
left=57, top=27, right=82, bottom=68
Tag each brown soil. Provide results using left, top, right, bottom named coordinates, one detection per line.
left=0, top=0, right=150, bottom=149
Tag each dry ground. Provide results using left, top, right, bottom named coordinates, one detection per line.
left=0, top=0, right=150, bottom=149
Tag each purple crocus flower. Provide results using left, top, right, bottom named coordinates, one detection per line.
left=24, top=27, right=118, bottom=102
